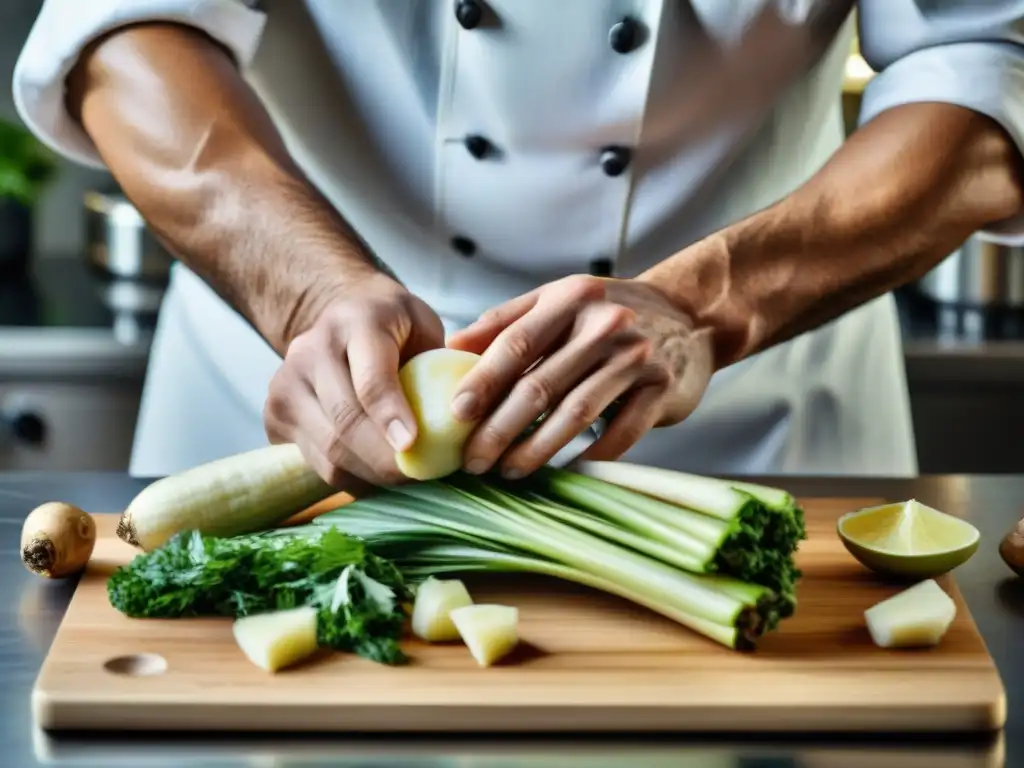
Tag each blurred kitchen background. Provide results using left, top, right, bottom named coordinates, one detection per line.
left=1, top=3, right=1023, bottom=475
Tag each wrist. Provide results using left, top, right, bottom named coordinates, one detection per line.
left=641, top=106, right=1024, bottom=370
left=281, top=270, right=405, bottom=351
left=180, top=148, right=392, bottom=353
left=636, top=228, right=768, bottom=370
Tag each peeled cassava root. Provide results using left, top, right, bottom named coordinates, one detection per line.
left=232, top=606, right=320, bottom=673
left=395, top=348, right=482, bottom=481
left=450, top=604, right=520, bottom=667
left=410, top=576, right=474, bottom=642
left=863, top=579, right=956, bottom=649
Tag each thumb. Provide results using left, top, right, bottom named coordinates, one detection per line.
left=347, top=328, right=420, bottom=453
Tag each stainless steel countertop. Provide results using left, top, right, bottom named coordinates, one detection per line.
left=2, top=472, right=1022, bottom=767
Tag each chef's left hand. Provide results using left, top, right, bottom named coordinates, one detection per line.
left=446, top=275, right=714, bottom=478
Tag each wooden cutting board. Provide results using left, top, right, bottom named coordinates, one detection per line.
left=31, top=498, right=1006, bottom=734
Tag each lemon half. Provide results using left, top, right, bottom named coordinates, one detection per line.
left=837, top=499, right=980, bottom=579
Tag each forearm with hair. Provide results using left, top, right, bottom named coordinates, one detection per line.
left=66, top=22, right=383, bottom=354
left=639, top=102, right=1024, bottom=369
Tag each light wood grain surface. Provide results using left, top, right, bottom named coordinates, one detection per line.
left=32, top=498, right=1006, bottom=734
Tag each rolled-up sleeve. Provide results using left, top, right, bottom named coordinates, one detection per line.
left=12, top=0, right=267, bottom=170
left=858, top=1, right=1024, bottom=242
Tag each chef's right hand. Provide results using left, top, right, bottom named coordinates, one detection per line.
left=263, top=272, right=446, bottom=487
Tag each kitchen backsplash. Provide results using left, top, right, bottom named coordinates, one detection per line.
left=2, top=0, right=112, bottom=257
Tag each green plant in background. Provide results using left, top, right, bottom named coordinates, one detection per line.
left=0, top=118, right=57, bottom=208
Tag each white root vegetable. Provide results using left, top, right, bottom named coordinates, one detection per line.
left=21, top=502, right=97, bottom=579
left=864, top=579, right=957, bottom=649
left=396, top=348, right=482, bottom=481
left=410, top=576, right=474, bottom=642
left=118, top=443, right=335, bottom=551
left=232, top=606, right=320, bottom=673
left=449, top=604, right=519, bottom=667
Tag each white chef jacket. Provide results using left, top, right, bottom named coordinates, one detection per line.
left=13, top=0, right=1024, bottom=479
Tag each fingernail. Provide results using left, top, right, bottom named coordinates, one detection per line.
left=502, top=467, right=524, bottom=480
left=465, top=459, right=490, bottom=475
left=451, top=392, right=477, bottom=421
left=386, top=420, right=414, bottom=451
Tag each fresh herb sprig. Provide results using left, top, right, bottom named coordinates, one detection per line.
left=107, top=526, right=412, bottom=665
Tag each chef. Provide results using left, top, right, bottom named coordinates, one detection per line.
left=12, top=1, right=1024, bottom=485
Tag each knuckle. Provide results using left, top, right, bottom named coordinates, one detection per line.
left=502, top=442, right=553, bottom=478
left=502, top=328, right=534, bottom=365
left=381, top=301, right=413, bottom=339
left=354, top=375, right=392, bottom=409
left=465, top=366, right=501, bottom=402
left=324, top=302, right=382, bottom=342
left=328, top=398, right=366, bottom=438
left=515, top=374, right=556, bottom=411
left=652, top=359, right=675, bottom=387
left=320, top=432, right=349, bottom=466
left=263, top=384, right=294, bottom=426
left=562, top=274, right=606, bottom=303
left=602, top=304, right=638, bottom=332
left=414, top=306, right=446, bottom=344
left=648, top=370, right=674, bottom=395
left=264, top=419, right=288, bottom=444
left=262, top=398, right=289, bottom=430
left=563, top=396, right=600, bottom=427
left=615, top=417, right=648, bottom=446
left=323, top=297, right=361, bottom=322
left=324, top=327, right=349, bottom=359
left=285, top=332, right=319, bottom=367
left=473, top=421, right=515, bottom=456
left=477, top=306, right=504, bottom=327
left=628, top=338, right=655, bottom=367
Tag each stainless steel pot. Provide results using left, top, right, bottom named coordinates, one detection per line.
left=84, top=190, right=173, bottom=283
left=916, top=235, right=1024, bottom=308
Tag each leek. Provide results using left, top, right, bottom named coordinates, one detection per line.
left=546, top=464, right=805, bottom=609
left=402, top=545, right=749, bottom=650
left=573, top=460, right=796, bottom=515
left=275, top=465, right=806, bottom=651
